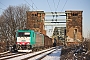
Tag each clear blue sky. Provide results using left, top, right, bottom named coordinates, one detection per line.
left=0, top=0, right=90, bottom=38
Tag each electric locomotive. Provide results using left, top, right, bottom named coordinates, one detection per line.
left=16, top=29, right=52, bottom=52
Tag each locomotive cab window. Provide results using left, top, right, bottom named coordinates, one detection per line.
left=18, top=32, right=24, bottom=37
left=18, top=32, right=30, bottom=37
left=24, top=32, right=30, bottom=37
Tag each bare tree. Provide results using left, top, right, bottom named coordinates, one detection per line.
left=0, top=4, right=30, bottom=52
left=0, top=15, right=9, bottom=51
left=15, top=4, right=30, bottom=30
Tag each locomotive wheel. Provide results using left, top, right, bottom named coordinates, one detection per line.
left=16, top=45, right=20, bottom=50
left=30, top=45, right=32, bottom=49
left=27, top=45, right=30, bottom=49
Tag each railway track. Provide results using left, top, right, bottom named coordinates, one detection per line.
left=0, top=52, right=19, bottom=57
left=0, top=51, right=10, bottom=57
left=0, top=52, right=28, bottom=60
left=23, top=48, right=56, bottom=60
left=0, top=47, right=56, bottom=60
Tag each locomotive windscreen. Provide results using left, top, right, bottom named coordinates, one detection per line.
left=18, top=32, right=30, bottom=37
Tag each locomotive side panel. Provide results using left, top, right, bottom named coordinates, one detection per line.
left=34, top=32, right=44, bottom=48
left=30, top=30, right=36, bottom=46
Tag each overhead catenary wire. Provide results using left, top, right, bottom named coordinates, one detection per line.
left=53, top=0, right=56, bottom=12
left=0, top=1, right=7, bottom=8
left=0, top=8, right=5, bottom=10
left=30, top=0, right=39, bottom=10
left=0, top=2, right=9, bottom=15
left=55, top=0, right=60, bottom=12
left=47, top=0, right=52, bottom=12
left=0, top=8, right=5, bottom=15
left=24, top=0, right=36, bottom=10
left=61, top=0, right=68, bottom=12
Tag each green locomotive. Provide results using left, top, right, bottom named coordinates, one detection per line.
left=16, top=29, right=52, bottom=52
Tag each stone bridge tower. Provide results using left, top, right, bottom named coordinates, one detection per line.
left=65, top=10, right=83, bottom=45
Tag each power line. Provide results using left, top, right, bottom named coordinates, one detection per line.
left=0, top=2, right=7, bottom=8
left=61, top=0, right=68, bottom=12
left=0, top=8, right=5, bottom=10
left=0, top=8, right=13, bottom=16
left=55, top=0, right=60, bottom=11
left=24, top=0, right=35, bottom=10
left=53, top=0, right=55, bottom=11
left=0, top=8, right=6, bottom=15
left=47, top=0, right=52, bottom=12
left=0, top=1, right=7, bottom=14
left=30, top=0, right=39, bottom=10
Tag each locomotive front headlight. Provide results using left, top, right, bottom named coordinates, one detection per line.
left=27, top=43, right=30, bottom=45
left=22, top=43, right=25, bottom=45
left=17, top=42, right=20, bottom=45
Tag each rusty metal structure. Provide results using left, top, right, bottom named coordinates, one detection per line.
left=45, top=12, right=69, bottom=45
left=26, top=11, right=46, bottom=35
left=45, top=12, right=67, bottom=37
left=53, top=27, right=66, bottom=45
left=65, top=10, right=83, bottom=45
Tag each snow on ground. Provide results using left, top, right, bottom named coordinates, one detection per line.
left=28, top=49, right=56, bottom=60
left=0, top=47, right=61, bottom=60
left=7, top=47, right=55, bottom=60
left=41, top=48, right=62, bottom=60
